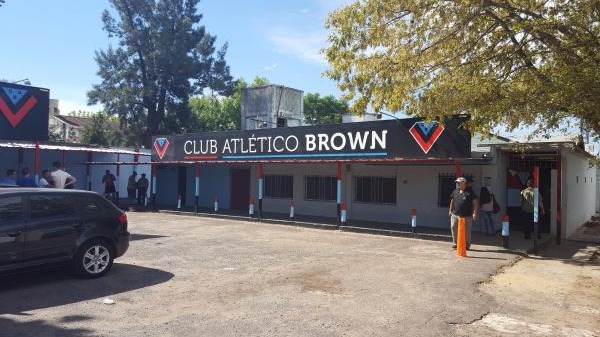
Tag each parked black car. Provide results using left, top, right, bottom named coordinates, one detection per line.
left=0, top=188, right=130, bottom=278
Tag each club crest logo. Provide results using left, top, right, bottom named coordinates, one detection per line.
left=153, top=137, right=170, bottom=160
left=409, top=121, right=444, bottom=154
left=0, top=86, right=38, bottom=128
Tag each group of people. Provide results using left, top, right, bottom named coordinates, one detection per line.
left=102, top=170, right=149, bottom=205
left=448, top=174, right=545, bottom=250
left=1, top=161, right=77, bottom=189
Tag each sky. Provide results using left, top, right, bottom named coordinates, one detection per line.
left=0, top=0, right=349, bottom=114
left=0, top=1, right=596, bottom=151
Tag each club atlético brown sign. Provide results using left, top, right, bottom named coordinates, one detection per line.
left=152, top=117, right=470, bottom=162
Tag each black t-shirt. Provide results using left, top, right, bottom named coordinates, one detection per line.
left=450, top=188, right=478, bottom=216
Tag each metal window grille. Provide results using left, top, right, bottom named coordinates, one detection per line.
left=354, top=176, right=397, bottom=204
left=438, top=173, right=473, bottom=207
left=264, top=175, right=294, bottom=199
left=305, top=176, right=337, bottom=201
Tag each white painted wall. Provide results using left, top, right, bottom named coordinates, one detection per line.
left=562, top=151, right=597, bottom=238
left=250, top=162, right=483, bottom=230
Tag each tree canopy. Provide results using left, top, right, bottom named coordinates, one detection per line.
left=324, top=1, right=600, bottom=137
left=303, top=93, right=348, bottom=125
left=88, top=0, right=233, bottom=147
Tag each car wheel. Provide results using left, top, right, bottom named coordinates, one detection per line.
left=73, top=239, right=114, bottom=278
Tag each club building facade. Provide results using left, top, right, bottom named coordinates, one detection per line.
left=0, top=82, right=595, bottom=244
left=150, top=87, right=598, bottom=243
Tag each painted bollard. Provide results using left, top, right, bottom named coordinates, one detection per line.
left=411, top=208, right=417, bottom=233
left=340, top=202, right=347, bottom=226
left=214, top=196, right=218, bottom=213
left=502, top=215, right=510, bottom=248
left=456, top=217, right=467, bottom=257
left=290, top=200, right=295, bottom=218
left=249, top=197, right=254, bottom=217
left=177, top=194, right=182, bottom=210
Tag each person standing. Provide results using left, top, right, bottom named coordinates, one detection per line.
left=17, top=167, right=37, bottom=187
left=136, top=173, right=149, bottom=206
left=38, top=170, right=55, bottom=188
left=51, top=161, right=77, bottom=189
left=479, top=182, right=495, bottom=236
left=449, top=176, right=479, bottom=249
left=127, top=171, right=138, bottom=200
left=521, top=178, right=545, bottom=239
left=102, top=170, right=117, bottom=200
left=0, top=169, right=17, bottom=185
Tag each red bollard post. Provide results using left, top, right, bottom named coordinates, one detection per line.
left=340, top=202, right=347, bottom=226
left=177, top=194, right=182, bottom=210
left=249, top=197, right=254, bottom=217
left=502, top=215, right=510, bottom=248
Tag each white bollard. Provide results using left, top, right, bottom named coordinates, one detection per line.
left=411, top=208, right=417, bottom=233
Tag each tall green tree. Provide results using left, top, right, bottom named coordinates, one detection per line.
left=81, top=112, right=125, bottom=146
left=325, top=1, right=600, bottom=137
left=88, top=0, right=233, bottom=147
left=303, top=93, right=348, bottom=125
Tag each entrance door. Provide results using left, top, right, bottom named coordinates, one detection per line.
left=177, top=167, right=187, bottom=207
left=506, top=154, right=557, bottom=233
left=230, top=168, right=250, bottom=211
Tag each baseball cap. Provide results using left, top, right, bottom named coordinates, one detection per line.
left=455, top=177, right=467, bottom=183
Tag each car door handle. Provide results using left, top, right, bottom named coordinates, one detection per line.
left=6, top=231, right=21, bottom=237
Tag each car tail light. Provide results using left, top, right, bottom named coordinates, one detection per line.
left=118, top=213, right=128, bottom=231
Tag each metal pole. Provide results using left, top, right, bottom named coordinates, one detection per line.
left=195, top=162, right=200, bottom=214
left=151, top=163, right=157, bottom=210
left=533, top=166, right=540, bottom=254
left=337, top=162, right=342, bottom=227
left=258, top=162, right=263, bottom=221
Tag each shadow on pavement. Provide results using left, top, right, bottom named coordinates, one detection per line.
left=130, top=233, right=169, bottom=241
left=0, top=263, right=174, bottom=315
left=533, top=240, right=600, bottom=266
left=0, top=316, right=95, bottom=337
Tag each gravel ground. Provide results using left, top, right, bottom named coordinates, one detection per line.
left=0, top=212, right=598, bottom=337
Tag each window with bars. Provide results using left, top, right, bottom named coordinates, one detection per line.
left=354, top=176, right=397, bottom=204
left=264, top=175, right=294, bottom=199
left=438, top=173, right=473, bottom=207
left=305, top=176, right=337, bottom=201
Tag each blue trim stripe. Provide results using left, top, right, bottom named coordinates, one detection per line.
left=223, top=152, right=387, bottom=159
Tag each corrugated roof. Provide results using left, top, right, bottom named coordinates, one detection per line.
left=0, top=140, right=150, bottom=156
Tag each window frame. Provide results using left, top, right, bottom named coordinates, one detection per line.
left=264, top=174, right=294, bottom=199
left=438, top=173, right=473, bottom=208
left=0, top=195, right=24, bottom=225
left=304, top=176, right=337, bottom=202
left=29, top=194, right=76, bottom=220
left=353, top=176, right=397, bottom=205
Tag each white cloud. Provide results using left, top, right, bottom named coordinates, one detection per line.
left=299, top=8, right=309, bottom=14
left=263, top=63, right=279, bottom=71
left=268, top=32, right=327, bottom=65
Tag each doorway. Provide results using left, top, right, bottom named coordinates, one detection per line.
left=230, top=168, right=250, bottom=211
left=506, top=152, right=557, bottom=233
